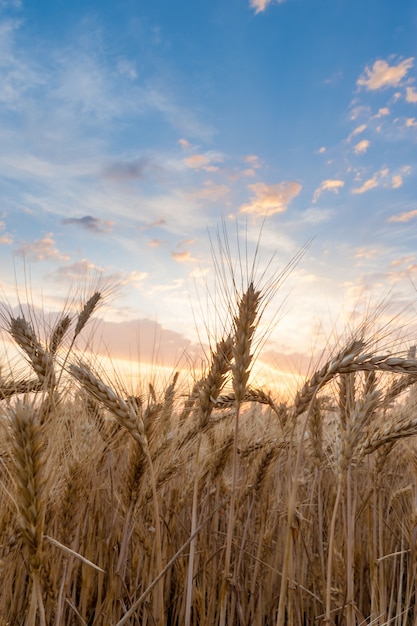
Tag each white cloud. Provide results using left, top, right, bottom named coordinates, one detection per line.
left=357, top=57, right=414, bottom=90
left=239, top=181, right=301, bottom=215
left=312, top=179, right=344, bottom=203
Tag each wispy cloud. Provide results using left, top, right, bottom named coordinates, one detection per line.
left=62, top=215, right=114, bottom=233
left=351, top=168, right=389, bottom=194
left=353, top=139, right=370, bottom=154
left=351, top=124, right=367, bottom=136
left=357, top=57, right=414, bottom=91
left=244, top=154, right=262, bottom=168
left=388, top=209, right=417, bottom=223
left=102, top=158, right=154, bottom=183
left=15, top=233, right=70, bottom=262
left=171, top=250, right=197, bottom=263
left=249, top=0, right=285, bottom=14
left=312, top=179, right=344, bottom=203
left=0, top=220, right=13, bottom=244
left=187, top=181, right=230, bottom=202
left=184, top=152, right=223, bottom=172
left=239, top=181, right=301, bottom=215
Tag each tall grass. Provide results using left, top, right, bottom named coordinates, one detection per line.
left=2, top=258, right=417, bottom=625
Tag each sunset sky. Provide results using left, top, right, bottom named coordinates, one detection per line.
left=1, top=0, right=417, bottom=393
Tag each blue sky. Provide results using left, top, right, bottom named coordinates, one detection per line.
left=1, top=0, right=417, bottom=389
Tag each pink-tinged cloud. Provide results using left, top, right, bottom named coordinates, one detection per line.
left=148, top=239, right=163, bottom=247
left=171, top=250, right=197, bottom=263
left=352, top=124, right=367, bottom=136
left=388, top=209, right=417, bottom=223
left=351, top=175, right=378, bottom=194
left=406, top=118, right=417, bottom=127
left=178, top=138, right=191, bottom=150
left=184, top=152, right=223, bottom=171
left=357, top=57, right=414, bottom=90
left=312, top=179, right=344, bottom=204
left=239, top=181, right=301, bottom=215
left=15, top=233, right=70, bottom=262
left=244, top=154, right=261, bottom=168
left=0, top=234, right=13, bottom=244
left=353, top=139, right=370, bottom=154
left=391, top=175, right=403, bottom=189
left=250, top=0, right=285, bottom=14
left=351, top=167, right=388, bottom=194
left=375, top=107, right=390, bottom=117
left=406, top=87, right=417, bottom=103
left=188, top=181, right=230, bottom=202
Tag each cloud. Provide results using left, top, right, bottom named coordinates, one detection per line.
left=388, top=209, right=417, bottom=223
left=184, top=152, right=223, bottom=171
left=244, top=154, right=262, bottom=168
left=353, top=139, right=370, bottom=154
left=0, top=219, right=12, bottom=244
left=15, top=233, right=70, bottom=262
left=239, top=181, right=301, bottom=215
left=148, top=239, right=163, bottom=247
left=317, top=147, right=326, bottom=154
left=406, top=118, right=417, bottom=127
left=301, top=208, right=334, bottom=224
left=187, top=181, right=230, bottom=202
left=391, top=175, right=403, bottom=189
left=357, top=57, right=414, bottom=90
left=48, top=259, right=103, bottom=282
left=88, top=317, right=201, bottom=365
left=351, top=167, right=390, bottom=194
left=249, top=0, right=285, bottom=13
left=139, top=219, right=166, bottom=231
left=62, top=215, right=114, bottom=233
left=312, top=179, right=344, bottom=203
left=374, top=107, right=390, bottom=118
left=406, top=87, right=417, bottom=103
left=171, top=250, right=197, bottom=263
left=178, top=138, right=191, bottom=150
left=352, top=124, right=367, bottom=136
left=102, top=158, right=153, bottom=182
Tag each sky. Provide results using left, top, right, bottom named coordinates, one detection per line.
left=1, top=0, right=417, bottom=395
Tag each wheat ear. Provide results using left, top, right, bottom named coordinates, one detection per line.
left=69, top=364, right=165, bottom=623
left=220, top=283, right=261, bottom=626
left=9, top=317, right=55, bottom=388
left=8, top=401, right=47, bottom=626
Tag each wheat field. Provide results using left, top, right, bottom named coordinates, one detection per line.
left=1, top=271, right=417, bottom=626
